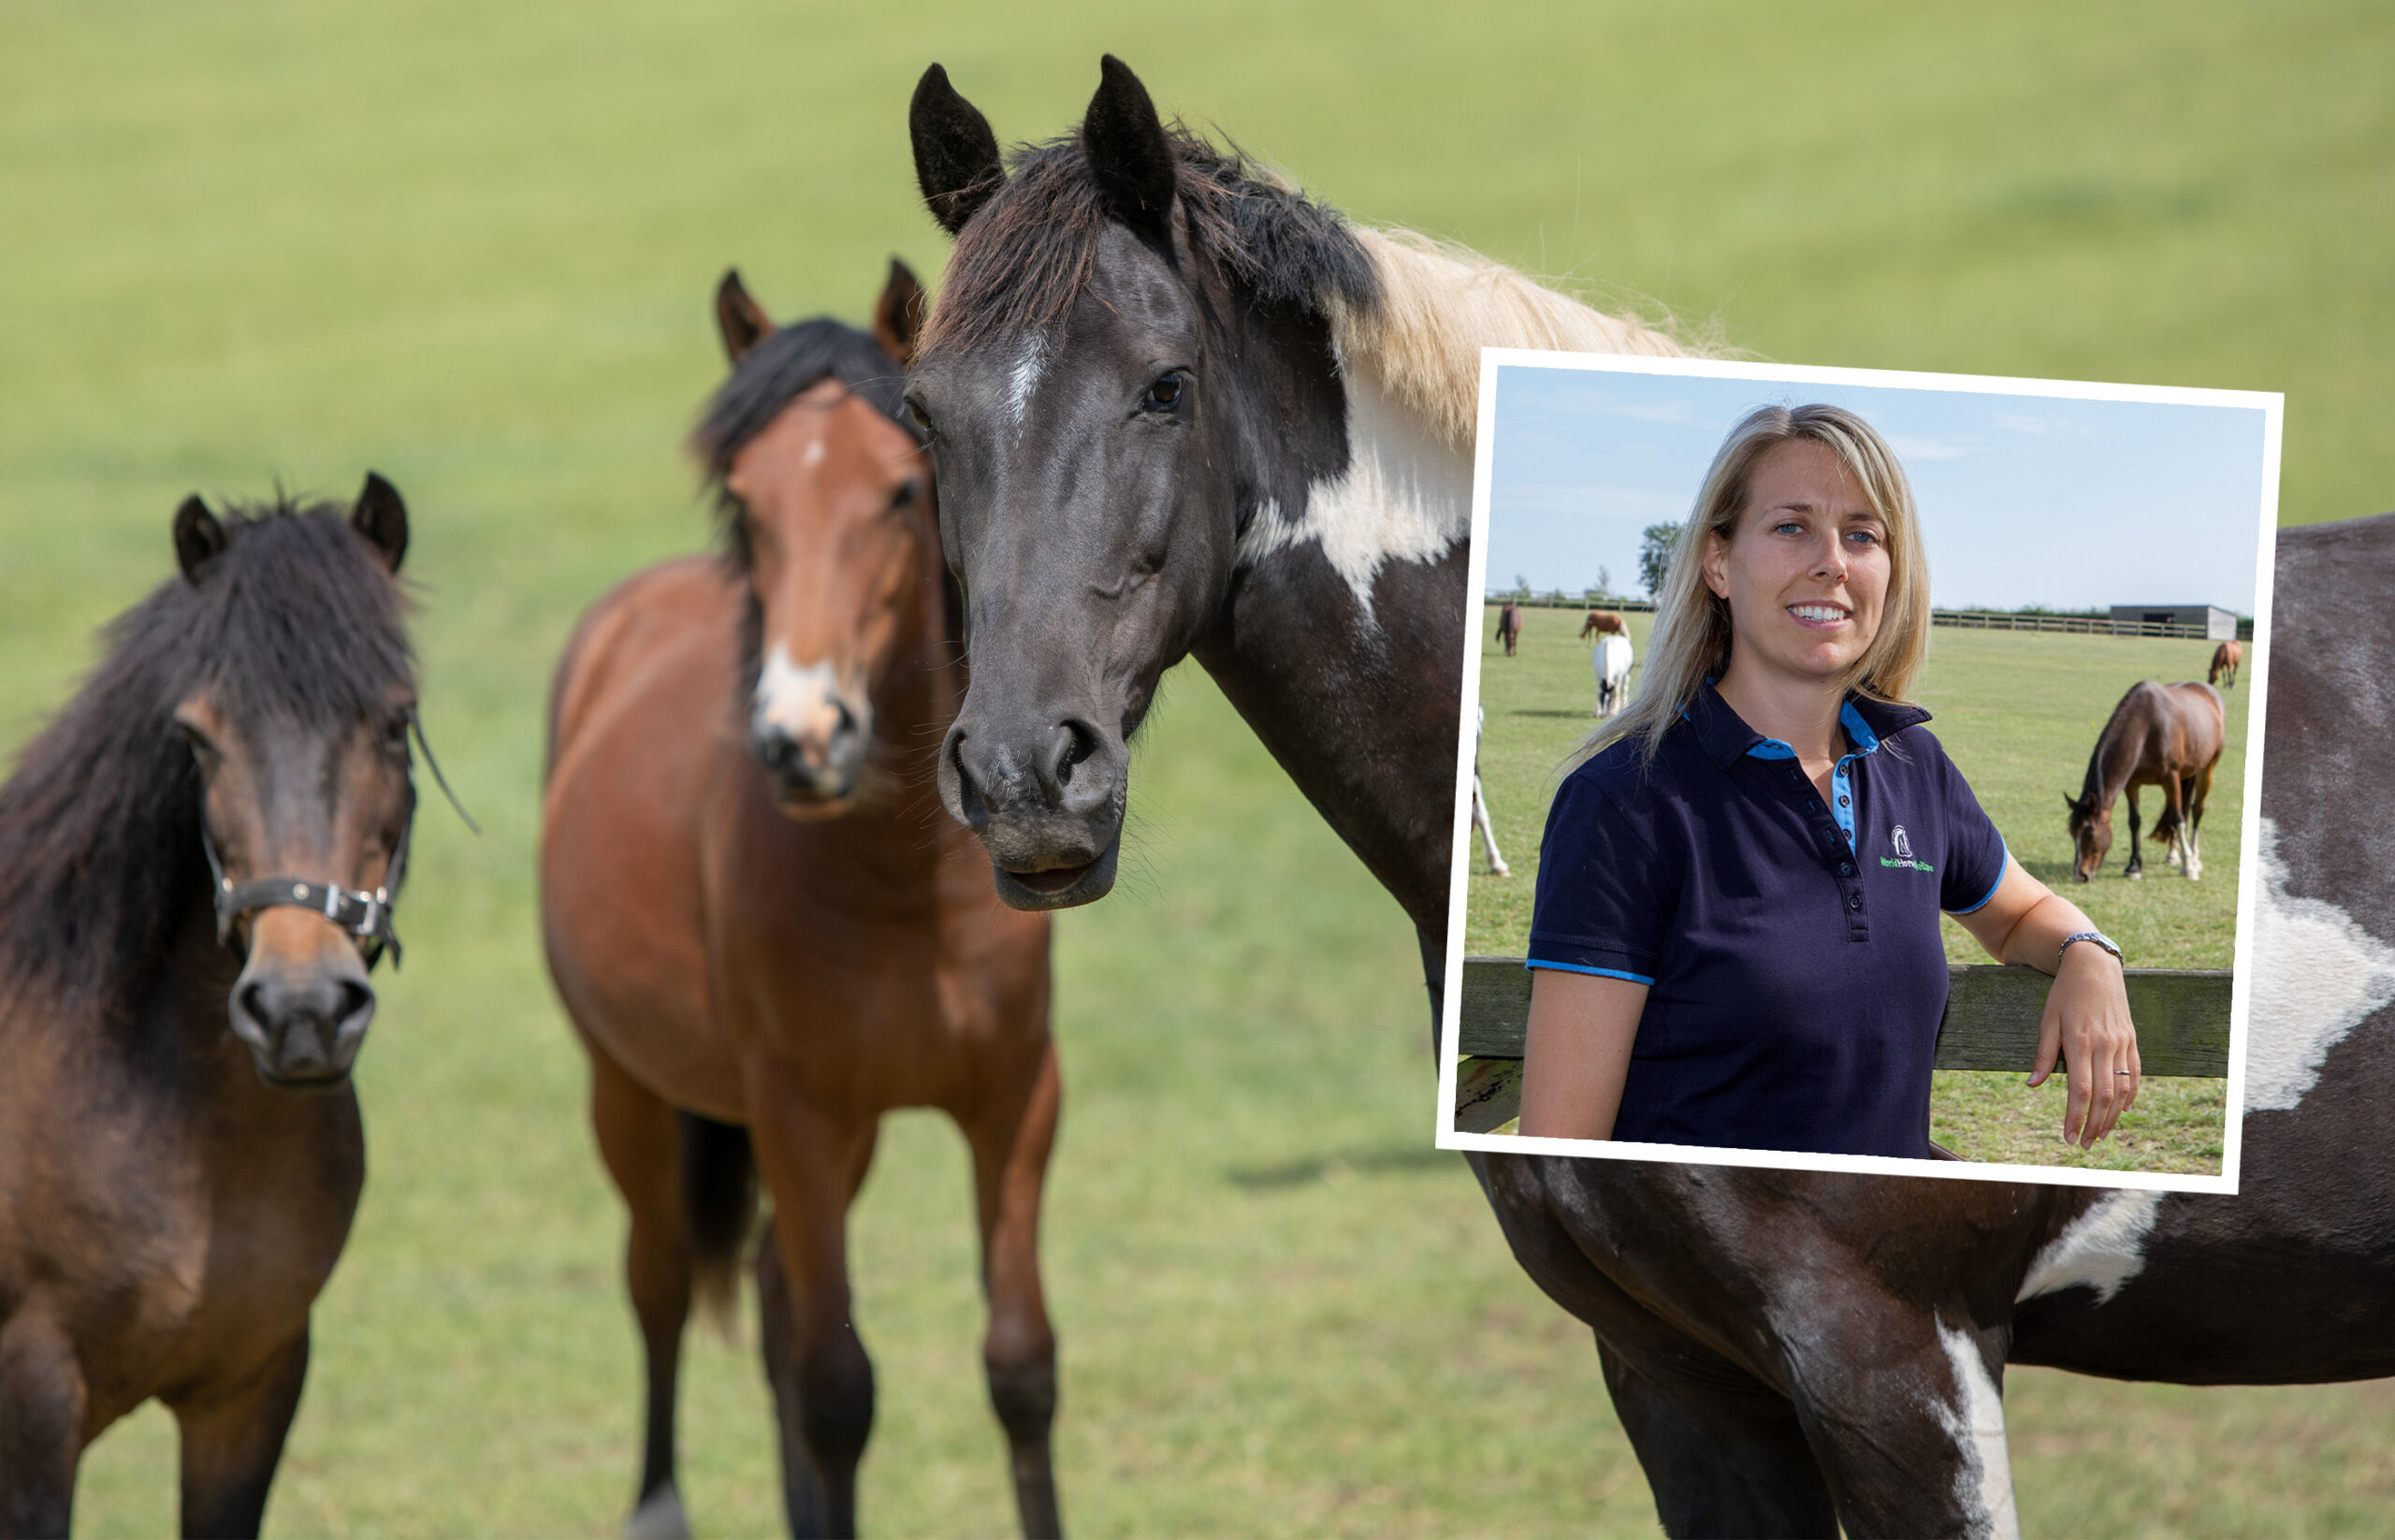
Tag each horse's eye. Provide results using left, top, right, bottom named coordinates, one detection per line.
left=905, top=399, right=934, bottom=435
left=385, top=711, right=413, bottom=749
left=180, top=723, right=217, bottom=763
left=1144, top=373, right=1186, bottom=412
left=890, top=477, right=923, bottom=512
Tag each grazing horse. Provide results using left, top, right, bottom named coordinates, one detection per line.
left=0, top=484, right=417, bottom=1538
left=1495, top=601, right=1523, bottom=656
left=2065, top=680, right=2224, bottom=882
left=1578, top=608, right=1626, bottom=640
left=907, top=56, right=2375, bottom=1537
left=540, top=266, right=1059, bottom=1540
left=2210, top=637, right=2243, bottom=688
left=1592, top=631, right=1633, bottom=718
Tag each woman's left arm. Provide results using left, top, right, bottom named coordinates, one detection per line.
left=1951, top=862, right=2141, bottom=1148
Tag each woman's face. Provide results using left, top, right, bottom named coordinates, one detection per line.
left=1702, top=439, right=1893, bottom=690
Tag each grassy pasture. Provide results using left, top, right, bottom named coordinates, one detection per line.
left=3, top=0, right=2391, bottom=1533
left=1469, top=603, right=2239, bottom=1171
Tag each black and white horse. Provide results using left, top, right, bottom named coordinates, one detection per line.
left=906, top=56, right=2391, bottom=1537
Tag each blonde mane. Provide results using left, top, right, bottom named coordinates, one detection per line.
left=1325, top=227, right=1692, bottom=451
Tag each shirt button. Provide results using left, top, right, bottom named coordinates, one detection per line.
left=1839, top=862, right=1855, bottom=877
left=1848, top=893, right=1864, bottom=910
left=1838, top=794, right=1850, bottom=806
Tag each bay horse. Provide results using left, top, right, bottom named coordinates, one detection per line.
left=907, top=56, right=2393, bottom=1535
left=2065, top=679, right=2224, bottom=882
left=1592, top=631, right=1633, bottom=718
left=1495, top=601, right=1523, bottom=655
left=2210, top=637, right=2243, bottom=688
left=540, top=265, right=1059, bottom=1540
left=1578, top=608, right=1626, bottom=640
left=0, top=483, right=417, bottom=1537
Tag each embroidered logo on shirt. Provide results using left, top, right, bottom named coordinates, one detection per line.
left=1882, top=823, right=1936, bottom=873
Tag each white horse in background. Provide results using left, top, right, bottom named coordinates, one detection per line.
left=1593, top=632, right=1633, bottom=718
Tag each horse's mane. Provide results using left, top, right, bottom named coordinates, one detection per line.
left=0, top=501, right=413, bottom=1025
left=689, top=317, right=922, bottom=568
left=919, top=124, right=1693, bottom=449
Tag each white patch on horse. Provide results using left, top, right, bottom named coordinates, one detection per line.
left=802, top=438, right=826, bottom=468
left=2015, top=1190, right=2162, bottom=1305
left=752, top=642, right=863, bottom=745
left=1934, top=1322, right=2020, bottom=1540
left=1004, top=332, right=1050, bottom=439
left=1236, top=348, right=1470, bottom=615
left=1593, top=632, right=1633, bottom=716
left=2246, top=815, right=2395, bottom=1111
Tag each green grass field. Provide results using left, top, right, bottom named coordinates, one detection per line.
left=6, top=1, right=2393, bottom=1533
left=1468, top=603, right=2240, bottom=1172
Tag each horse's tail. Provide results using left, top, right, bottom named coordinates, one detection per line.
left=678, top=1111, right=758, bottom=1338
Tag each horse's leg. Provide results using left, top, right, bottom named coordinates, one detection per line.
left=1780, top=1312, right=2020, bottom=1538
left=1473, top=774, right=1509, bottom=877
left=2187, top=761, right=2217, bottom=880
left=748, top=1093, right=878, bottom=1540
left=2162, top=773, right=2192, bottom=879
left=961, top=1040, right=1066, bottom=1540
left=171, top=1330, right=310, bottom=1539
left=0, top=1307, right=86, bottom=1537
left=1599, top=1339, right=1836, bottom=1539
left=2123, top=787, right=2143, bottom=879
left=587, top=1041, right=698, bottom=1540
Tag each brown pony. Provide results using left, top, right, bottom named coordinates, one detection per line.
left=0, top=484, right=416, bottom=1537
left=2210, top=637, right=2243, bottom=688
left=1495, top=601, right=1523, bottom=655
left=2065, top=679, right=2225, bottom=881
left=540, top=267, right=1059, bottom=1540
left=1577, top=608, right=1626, bottom=640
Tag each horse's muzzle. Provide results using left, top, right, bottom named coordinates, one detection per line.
left=228, top=953, right=375, bottom=1085
left=940, top=713, right=1128, bottom=910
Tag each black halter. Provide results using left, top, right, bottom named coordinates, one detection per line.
left=199, top=711, right=476, bottom=973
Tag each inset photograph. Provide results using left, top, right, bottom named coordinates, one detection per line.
left=1438, top=353, right=2280, bottom=1192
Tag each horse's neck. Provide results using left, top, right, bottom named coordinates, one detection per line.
left=1195, top=317, right=1468, bottom=938
left=2085, top=726, right=2134, bottom=806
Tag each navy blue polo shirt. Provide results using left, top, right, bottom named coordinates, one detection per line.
left=1527, top=682, right=2009, bottom=1158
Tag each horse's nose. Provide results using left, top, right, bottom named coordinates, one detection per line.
left=749, top=696, right=863, bottom=800
left=944, top=716, right=1112, bottom=823
left=232, top=966, right=375, bottom=1082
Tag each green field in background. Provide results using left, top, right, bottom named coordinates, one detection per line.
left=1468, top=604, right=2241, bottom=1172
left=4, top=1, right=2391, bottom=1533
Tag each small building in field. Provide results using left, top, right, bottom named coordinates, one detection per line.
left=2108, top=603, right=2240, bottom=640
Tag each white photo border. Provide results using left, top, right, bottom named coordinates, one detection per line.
left=1432, top=347, right=2284, bottom=1196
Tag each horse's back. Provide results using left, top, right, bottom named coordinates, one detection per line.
left=542, top=556, right=747, bottom=1119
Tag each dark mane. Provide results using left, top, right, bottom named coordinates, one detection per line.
left=0, top=501, right=414, bottom=1024
left=918, top=126, right=1379, bottom=357
left=689, top=318, right=921, bottom=560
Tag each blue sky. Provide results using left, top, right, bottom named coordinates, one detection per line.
left=1483, top=363, right=2273, bottom=613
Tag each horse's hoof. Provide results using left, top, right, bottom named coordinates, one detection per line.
left=625, top=1486, right=693, bottom=1540
left=2126, top=869, right=2143, bottom=881
left=1492, top=862, right=1511, bottom=878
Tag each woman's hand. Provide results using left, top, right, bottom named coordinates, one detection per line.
left=2028, top=941, right=2141, bottom=1146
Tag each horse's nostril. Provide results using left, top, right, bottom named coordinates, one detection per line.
left=1052, top=720, right=1098, bottom=788
left=337, top=979, right=374, bottom=1030
left=237, top=981, right=269, bottom=1032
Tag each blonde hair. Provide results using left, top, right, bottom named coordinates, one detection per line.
left=1568, top=403, right=1932, bottom=772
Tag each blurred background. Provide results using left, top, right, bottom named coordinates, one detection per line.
left=4, top=2, right=2389, bottom=1533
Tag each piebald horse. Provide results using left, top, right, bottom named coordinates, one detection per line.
left=906, top=56, right=2386, bottom=1536
left=1592, top=632, right=1633, bottom=718
left=541, top=268, right=1060, bottom=1539
left=0, top=486, right=418, bottom=1537
left=2065, top=679, right=2224, bottom=882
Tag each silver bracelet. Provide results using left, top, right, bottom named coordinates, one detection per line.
left=2058, top=930, right=2123, bottom=967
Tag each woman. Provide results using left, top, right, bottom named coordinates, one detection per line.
left=1517, top=404, right=2138, bottom=1157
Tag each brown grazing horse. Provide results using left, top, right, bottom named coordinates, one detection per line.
left=0, top=484, right=417, bottom=1537
left=1578, top=608, right=1626, bottom=639
left=2210, top=637, right=2243, bottom=688
left=541, top=267, right=1058, bottom=1540
left=2065, top=679, right=2225, bottom=882
left=1495, top=601, right=1523, bottom=655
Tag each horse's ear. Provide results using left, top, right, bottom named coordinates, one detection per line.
left=872, top=258, right=925, bottom=365
left=716, top=269, right=775, bottom=363
left=351, top=472, right=408, bottom=574
left=173, top=495, right=227, bottom=583
left=910, top=64, right=1004, bottom=237
left=1081, top=54, right=1175, bottom=241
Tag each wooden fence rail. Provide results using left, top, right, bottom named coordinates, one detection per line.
left=1483, top=600, right=2248, bottom=642
left=1453, top=956, right=2231, bottom=1134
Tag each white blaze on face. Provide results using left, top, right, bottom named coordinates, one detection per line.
left=752, top=642, right=864, bottom=751
left=1004, top=332, right=1050, bottom=440
left=1236, top=350, right=1472, bottom=616
left=1934, top=1322, right=2021, bottom=1540
left=2015, top=1190, right=2162, bottom=1305
left=2247, top=815, right=2395, bottom=1111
